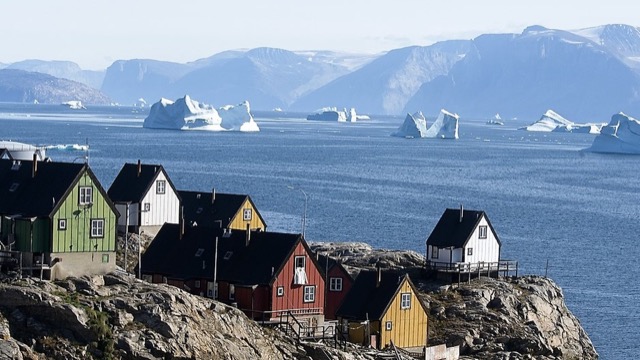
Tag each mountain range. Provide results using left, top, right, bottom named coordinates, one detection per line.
left=2, top=24, right=640, bottom=120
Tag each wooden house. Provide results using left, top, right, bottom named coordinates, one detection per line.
left=0, top=159, right=118, bottom=280
left=315, top=253, right=354, bottom=320
left=336, top=269, right=428, bottom=349
left=140, top=224, right=325, bottom=325
left=107, top=160, right=181, bottom=235
left=179, top=190, right=266, bottom=231
left=426, top=206, right=501, bottom=270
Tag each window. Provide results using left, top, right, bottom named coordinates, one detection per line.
left=195, top=248, right=204, bottom=257
left=207, top=282, right=218, bottom=299
left=143, top=203, right=151, bottom=212
left=294, top=256, right=305, bottom=269
left=479, top=225, right=488, bottom=239
left=91, top=219, right=104, bottom=238
left=400, top=293, right=411, bottom=310
left=431, top=246, right=439, bottom=259
left=101, top=254, right=109, bottom=263
left=9, top=183, right=19, bottom=192
left=277, top=286, right=284, bottom=297
left=194, top=280, right=201, bottom=288
left=58, top=219, right=67, bottom=230
left=243, top=208, right=252, bottom=221
left=385, top=321, right=392, bottom=331
left=329, top=277, right=343, bottom=291
left=467, top=247, right=473, bottom=256
left=79, top=186, right=93, bottom=205
left=156, top=180, right=166, bottom=194
left=303, top=286, right=315, bottom=302
left=224, top=251, right=233, bottom=260
left=229, top=284, right=235, bottom=300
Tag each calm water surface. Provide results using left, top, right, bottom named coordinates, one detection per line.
left=1, top=103, right=638, bottom=359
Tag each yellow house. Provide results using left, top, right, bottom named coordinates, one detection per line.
left=178, top=190, right=266, bottom=231
left=336, top=270, right=428, bottom=349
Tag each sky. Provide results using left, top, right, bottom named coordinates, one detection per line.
left=1, top=0, right=638, bottom=70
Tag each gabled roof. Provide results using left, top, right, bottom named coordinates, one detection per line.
left=0, top=159, right=84, bottom=217
left=179, top=190, right=266, bottom=229
left=108, top=162, right=178, bottom=203
left=315, top=253, right=352, bottom=281
left=336, top=270, right=409, bottom=320
left=141, top=224, right=303, bottom=285
left=426, top=208, right=501, bottom=248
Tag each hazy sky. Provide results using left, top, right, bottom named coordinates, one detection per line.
left=1, top=0, right=637, bottom=70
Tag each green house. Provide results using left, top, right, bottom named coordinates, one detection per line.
left=0, top=159, right=118, bottom=280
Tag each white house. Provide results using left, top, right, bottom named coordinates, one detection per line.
left=426, top=207, right=501, bottom=269
left=107, top=160, right=181, bottom=236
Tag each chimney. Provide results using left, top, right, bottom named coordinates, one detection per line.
left=245, top=223, right=251, bottom=246
left=137, top=159, right=141, bottom=177
left=32, top=153, right=38, bottom=178
left=376, top=264, right=382, bottom=288
left=459, top=204, right=464, bottom=223
left=211, top=188, right=216, bottom=204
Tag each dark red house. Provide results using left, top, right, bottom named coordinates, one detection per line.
left=315, top=253, right=354, bottom=319
left=141, top=223, right=325, bottom=323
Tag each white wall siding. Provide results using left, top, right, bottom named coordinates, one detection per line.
left=464, top=216, right=500, bottom=263
left=428, top=246, right=463, bottom=264
left=140, top=171, right=180, bottom=227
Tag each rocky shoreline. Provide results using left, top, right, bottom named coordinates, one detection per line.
left=0, top=241, right=597, bottom=359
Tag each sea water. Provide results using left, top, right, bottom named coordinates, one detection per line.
left=1, top=103, right=638, bottom=359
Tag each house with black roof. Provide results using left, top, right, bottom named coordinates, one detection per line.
left=108, top=160, right=181, bottom=235
left=0, top=159, right=118, bottom=280
left=140, top=223, right=325, bottom=325
left=315, top=253, right=354, bottom=320
left=179, top=190, right=266, bottom=231
left=336, top=269, right=428, bottom=350
left=426, top=206, right=501, bottom=271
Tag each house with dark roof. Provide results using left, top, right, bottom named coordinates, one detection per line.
left=140, top=223, right=325, bottom=325
left=315, top=253, right=354, bottom=320
left=107, top=160, right=181, bottom=235
left=179, top=190, right=266, bottom=231
left=0, top=159, right=118, bottom=280
left=336, top=269, right=428, bottom=350
left=426, top=206, right=501, bottom=271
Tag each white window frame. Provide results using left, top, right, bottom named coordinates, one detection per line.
left=58, top=218, right=67, bottom=230
left=91, top=219, right=104, bottom=238
left=243, top=208, right=252, bottom=221
left=385, top=321, right=392, bottom=331
left=431, top=246, right=439, bottom=259
left=79, top=186, right=93, bottom=205
left=277, top=286, right=284, bottom=297
left=156, top=180, right=166, bottom=194
left=294, top=255, right=305, bottom=269
left=303, top=286, right=315, bottom=303
left=329, top=277, right=343, bottom=292
left=479, top=225, right=488, bottom=239
left=400, top=293, right=411, bottom=310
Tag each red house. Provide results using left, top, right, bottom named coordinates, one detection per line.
left=315, top=253, right=354, bottom=319
left=141, top=223, right=325, bottom=325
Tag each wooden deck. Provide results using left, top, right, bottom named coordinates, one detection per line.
left=426, top=260, right=518, bottom=284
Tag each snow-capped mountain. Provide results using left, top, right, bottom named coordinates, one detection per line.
left=404, top=25, right=640, bottom=120
left=573, top=24, right=640, bottom=70
left=291, top=41, right=472, bottom=115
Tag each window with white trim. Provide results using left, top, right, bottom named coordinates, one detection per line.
left=58, top=219, right=67, bottom=230
left=329, top=277, right=343, bottom=291
left=400, top=293, right=411, bottom=310
left=156, top=180, right=166, bottom=194
left=277, top=286, right=284, bottom=297
left=479, top=225, right=488, bottom=239
left=243, top=208, right=252, bottom=221
left=303, top=286, right=315, bottom=302
left=385, top=321, right=392, bottom=331
left=467, top=247, right=473, bottom=256
left=431, top=246, right=439, bottom=259
left=91, top=219, right=104, bottom=238
left=294, top=256, right=305, bottom=269
left=79, top=186, right=93, bottom=205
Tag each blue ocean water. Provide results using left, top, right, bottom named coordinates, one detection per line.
left=1, top=103, right=639, bottom=359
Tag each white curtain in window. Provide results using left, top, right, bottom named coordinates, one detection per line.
left=294, top=267, right=308, bottom=285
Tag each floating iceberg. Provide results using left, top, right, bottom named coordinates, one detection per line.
left=143, top=95, right=259, bottom=132
left=45, top=144, right=89, bottom=151
left=521, top=110, right=604, bottom=134
left=392, top=111, right=427, bottom=138
left=307, top=107, right=347, bottom=122
left=587, top=113, right=640, bottom=154
left=392, top=109, right=459, bottom=139
left=62, top=100, right=86, bottom=110
left=486, top=113, right=504, bottom=126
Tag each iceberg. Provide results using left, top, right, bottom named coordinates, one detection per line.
left=424, top=109, right=459, bottom=139
left=143, top=95, right=259, bottom=132
left=587, top=113, right=640, bottom=154
left=521, top=110, right=604, bottom=134
left=392, top=111, right=428, bottom=138
left=62, top=100, right=86, bottom=110
left=306, top=107, right=348, bottom=122
left=486, top=113, right=504, bottom=126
